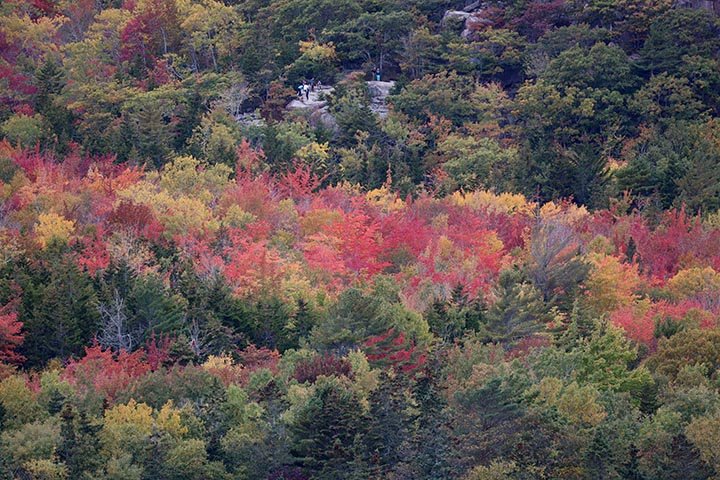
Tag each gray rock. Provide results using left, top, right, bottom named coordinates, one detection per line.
left=367, top=80, right=395, bottom=118
left=442, top=10, right=472, bottom=25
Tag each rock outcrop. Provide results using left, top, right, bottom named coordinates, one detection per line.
left=367, top=80, right=395, bottom=119
left=441, top=7, right=494, bottom=38
left=285, top=81, right=394, bottom=124
left=675, top=0, right=720, bottom=12
left=286, top=86, right=338, bottom=132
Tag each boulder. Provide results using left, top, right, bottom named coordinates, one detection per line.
left=442, top=10, right=472, bottom=25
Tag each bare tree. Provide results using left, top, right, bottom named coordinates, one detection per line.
left=97, top=291, right=139, bottom=352
left=527, top=217, right=588, bottom=302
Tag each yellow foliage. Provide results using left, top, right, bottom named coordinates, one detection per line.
left=0, top=14, right=66, bottom=60
left=295, top=142, right=330, bottom=171
left=462, top=460, right=518, bottom=480
left=107, top=233, right=158, bottom=275
left=347, top=350, right=379, bottom=408
left=22, top=459, right=68, bottom=480
left=102, top=398, right=190, bottom=454
left=0, top=229, right=23, bottom=267
left=532, top=377, right=606, bottom=427
left=686, top=411, right=720, bottom=473
left=0, top=375, right=43, bottom=429
left=366, top=186, right=405, bottom=212
left=584, top=253, right=641, bottom=315
left=586, top=234, right=615, bottom=255
left=115, top=180, right=160, bottom=207
left=666, top=267, right=720, bottom=301
left=117, top=179, right=219, bottom=238
left=162, top=196, right=219, bottom=238
left=156, top=401, right=189, bottom=439
left=160, top=155, right=231, bottom=203
left=555, top=382, right=606, bottom=427
left=35, top=212, right=75, bottom=248
left=223, top=205, right=257, bottom=228
left=539, top=201, right=589, bottom=224
left=450, top=190, right=533, bottom=215
left=203, top=354, right=235, bottom=370
left=300, top=209, right=343, bottom=236
left=704, top=210, right=720, bottom=229
left=298, top=40, right=337, bottom=61
left=281, top=383, right=315, bottom=425
left=101, top=399, right=154, bottom=453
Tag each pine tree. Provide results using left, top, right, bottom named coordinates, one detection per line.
left=394, top=367, right=456, bottom=479
left=20, top=254, right=100, bottom=366
left=484, top=268, right=554, bottom=343
left=355, top=371, right=412, bottom=478
left=289, top=377, right=366, bottom=479
left=58, top=405, right=102, bottom=478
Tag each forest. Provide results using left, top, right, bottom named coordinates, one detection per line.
left=1, top=0, right=720, bottom=479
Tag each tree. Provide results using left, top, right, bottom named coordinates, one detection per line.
left=483, top=267, right=555, bottom=343
left=391, top=71, right=502, bottom=126
left=288, top=376, right=366, bottom=479
left=20, top=254, right=100, bottom=367
left=97, top=291, right=138, bottom=352
left=57, top=404, right=102, bottom=478
left=354, top=371, right=413, bottom=477
left=526, top=217, right=589, bottom=310
left=0, top=302, right=23, bottom=365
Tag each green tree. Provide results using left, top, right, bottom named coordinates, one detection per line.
left=288, top=376, right=366, bottom=479
left=20, top=253, right=100, bottom=366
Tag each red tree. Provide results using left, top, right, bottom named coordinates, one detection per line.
left=0, top=304, right=24, bottom=365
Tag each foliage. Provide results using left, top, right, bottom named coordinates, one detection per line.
left=1, top=0, right=720, bottom=477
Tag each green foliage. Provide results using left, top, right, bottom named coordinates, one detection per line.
left=310, top=277, right=430, bottom=352
left=3, top=1, right=720, bottom=478
left=19, top=254, right=100, bottom=367
left=288, top=376, right=365, bottom=479
left=1, top=113, right=46, bottom=148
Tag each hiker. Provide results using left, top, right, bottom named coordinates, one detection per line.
left=310, top=78, right=316, bottom=92
left=297, top=83, right=304, bottom=99
left=304, top=82, right=310, bottom=101
left=374, top=67, right=381, bottom=81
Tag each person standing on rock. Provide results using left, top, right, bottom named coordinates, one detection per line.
left=304, top=82, right=310, bottom=101
left=374, top=67, right=381, bottom=81
left=298, top=82, right=304, bottom=100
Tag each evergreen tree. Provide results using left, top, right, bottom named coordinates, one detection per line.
left=289, top=376, right=366, bottom=479
left=20, top=252, right=100, bottom=366
left=355, top=371, right=412, bottom=478
left=58, top=404, right=102, bottom=478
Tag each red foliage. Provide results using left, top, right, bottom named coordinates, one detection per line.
left=364, top=329, right=427, bottom=374
left=304, top=208, right=388, bottom=286
left=120, top=0, right=180, bottom=70
left=63, top=345, right=151, bottom=403
left=511, top=0, right=569, bottom=41
left=222, top=174, right=276, bottom=219
left=278, top=163, right=326, bottom=205
left=237, top=344, right=280, bottom=374
left=108, top=201, right=164, bottom=240
left=379, top=210, right=433, bottom=261
left=0, top=301, right=24, bottom=365
left=223, top=235, right=285, bottom=296
left=145, top=334, right=172, bottom=370
left=293, top=354, right=354, bottom=384
left=77, top=229, right=111, bottom=276
left=235, top=139, right=265, bottom=175
left=505, top=335, right=552, bottom=360
left=413, top=211, right=505, bottom=300
left=626, top=209, right=720, bottom=282
left=611, top=300, right=718, bottom=347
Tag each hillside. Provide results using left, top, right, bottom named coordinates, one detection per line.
left=1, top=1, right=720, bottom=479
